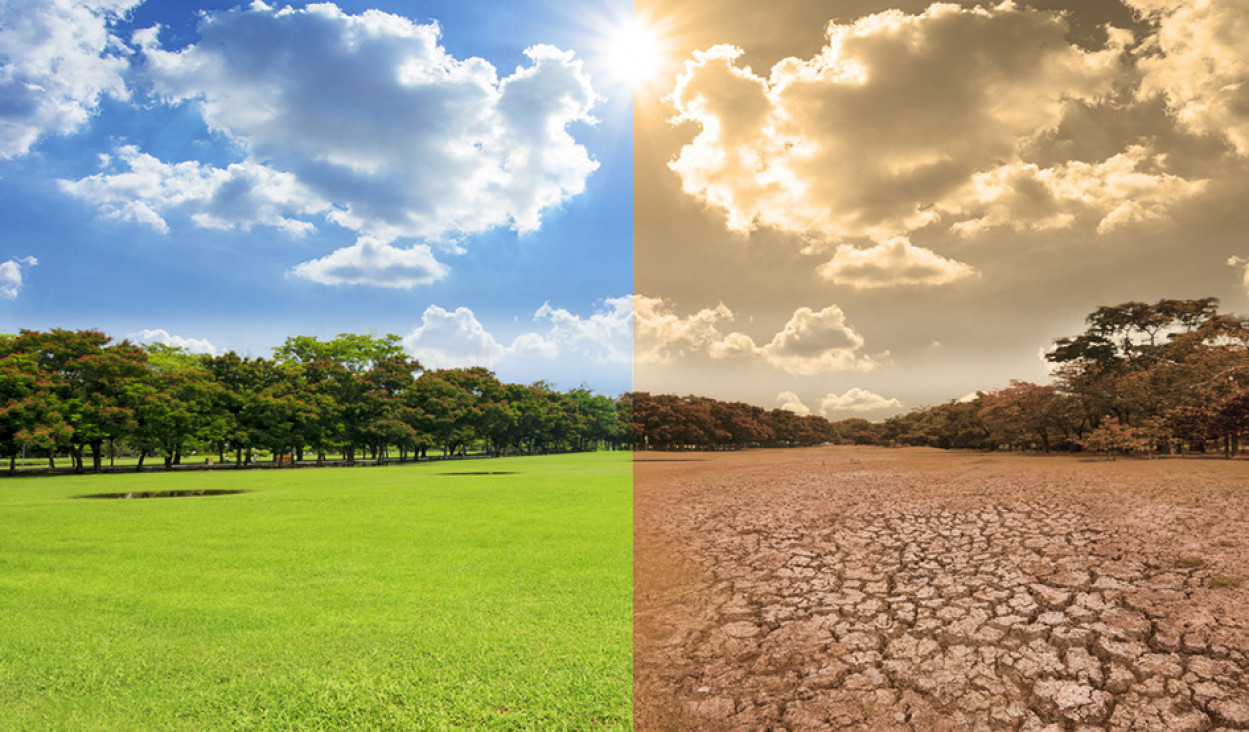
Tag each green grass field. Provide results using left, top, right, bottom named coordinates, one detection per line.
left=0, top=452, right=631, bottom=730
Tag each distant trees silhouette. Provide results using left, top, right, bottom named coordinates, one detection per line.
left=627, top=392, right=859, bottom=450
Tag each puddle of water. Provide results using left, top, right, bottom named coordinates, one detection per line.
left=436, top=471, right=519, bottom=476
left=75, top=489, right=247, bottom=500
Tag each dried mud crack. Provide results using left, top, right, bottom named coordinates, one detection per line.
left=634, top=447, right=1249, bottom=731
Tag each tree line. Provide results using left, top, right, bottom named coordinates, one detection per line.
left=881, top=297, right=1249, bottom=457
left=630, top=298, right=1249, bottom=458
left=627, top=392, right=856, bottom=450
left=0, top=330, right=629, bottom=473
left=8, top=297, right=1245, bottom=468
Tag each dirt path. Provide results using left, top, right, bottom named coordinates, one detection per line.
left=634, top=447, right=1249, bottom=731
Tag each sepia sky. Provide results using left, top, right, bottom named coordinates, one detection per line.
left=5, top=1, right=1249, bottom=411
left=633, top=0, right=1249, bottom=419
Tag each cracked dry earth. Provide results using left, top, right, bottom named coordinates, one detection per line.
left=634, top=447, right=1249, bottom=731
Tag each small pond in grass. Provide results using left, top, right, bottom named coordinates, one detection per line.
left=75, top=489, right=248, bottom=500
left=436, top=471, right=520, bottom=476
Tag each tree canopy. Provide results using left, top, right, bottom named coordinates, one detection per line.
left=0, top=330, right=627, bottom=474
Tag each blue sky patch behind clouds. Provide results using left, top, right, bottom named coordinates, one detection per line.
left=0, top=0, right=632, bottom=394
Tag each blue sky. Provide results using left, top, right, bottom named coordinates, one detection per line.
left=0, top=0, right=632, bottom=395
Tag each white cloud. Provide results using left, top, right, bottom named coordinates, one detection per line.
left=126, top=328, right=217, bottom=355
left=776, top=391, right=810, bottom=416
left=403, top=305, right=510, bottom=369
left=1230, top=255, right=1249, bottom=294
left=510, top=331, right=560, bottom=360
left=819, top=388, right=903, bottom=415
left=77, top=3, right=602, bottom=286
left=403, top=296, right=876, bottom=376
left=0, top=0, right=139, bottom=159
left=59, top=146, right=328, bottom=236
left=1038, top=346, right=1061, bottom=377
left=632, top=294, right=735, bottom=363
left=532, top=295, right=631, bottom=363
left=758, top=306, right=878, bottom=375
left=714, top=306, right=879, bottom=375
left=946, top=146, right=1207, bottom=236
left=0, top=256, right=37, bottom=299
left=667, top=4, right=1127, bottom=243
left=817, top=237, right=976, bottom=289
left=403, top=296, right=632, bottom=370
left=289, top=237, right=449, bottom=289
left=635, top=296, right=879, bottom=375
left=1131, top=0, right=1249, bottom=155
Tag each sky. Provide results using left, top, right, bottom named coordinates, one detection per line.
left=632, top=0, right=1249, bottom=419
left=0, top=0, right=633, bottom=395
left=5, top=1, right=1249, bottom=417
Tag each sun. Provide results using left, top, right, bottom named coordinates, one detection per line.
left=602, top=16, right=671, bottom=90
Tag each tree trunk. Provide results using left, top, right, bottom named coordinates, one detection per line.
left=91, top=441, right=103, bottom=472
left=136, top=452, right=146, bottom=472
left=48, top=450, right=55, bottom=469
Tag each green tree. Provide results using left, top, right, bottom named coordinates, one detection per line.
left=127, top=368, right=223, bottom=470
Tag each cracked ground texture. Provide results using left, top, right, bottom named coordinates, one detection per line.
left=634, top=447, right=1249, bottom=731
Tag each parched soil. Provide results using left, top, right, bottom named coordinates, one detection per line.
left=634, top=447, right=1249, bottom=731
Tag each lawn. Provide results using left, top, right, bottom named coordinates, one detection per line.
left=0, top=452, right=631, bottom=730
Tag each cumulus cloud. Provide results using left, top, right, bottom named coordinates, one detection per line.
left=289, top=237, right=448, bottom=289
left=403, top=296, right=632, bottom=370
left=668, top=4, right=1126, bottom=242
left=946, top=146, right=1207, bottom=236
left=0, top=0, right=139, bottom=159
left=818, top=237, right=976, bottom=289
left=749, top=306, right=878, bottom=375
left=1228, top=255, right=1249, bottom=294
left=1038, top=346, right=1061, bottom=377
left=635, top=296, right=879, bottom=375
left=126, top=328, right=217, bottom=355
left=819, top=388, right=903, bottom=415
left=532, top=295, right=631, bottom=363
left=776, top=391, right=810, bottom=416
left=632, top=294, right=734, bottom=363
left=663, top=2, right=1249, bottom=289
left=0, top=256, right=37, bottom=299
left=62, top=3, right=602, bottom=286
left=1131, top=0, right=1249, bottom=155
left=59, top=146, right=328, bottom=236
left=403, top=305, right=510, bottom=369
